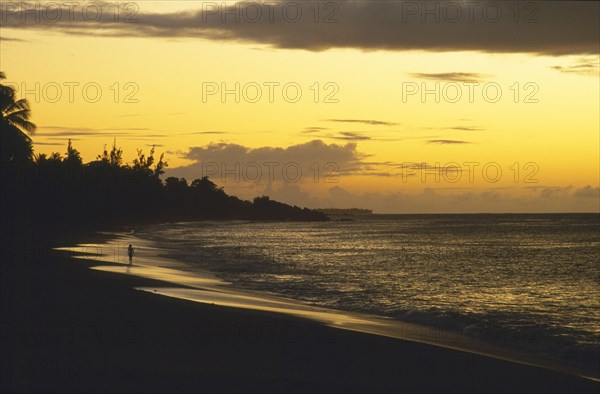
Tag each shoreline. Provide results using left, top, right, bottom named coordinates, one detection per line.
left=60, top=231, right=600, bottom=383
left=3, top=228, right=599, bottom=392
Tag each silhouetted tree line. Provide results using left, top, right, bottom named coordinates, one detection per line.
left=0, top=73, right=327, bottom=237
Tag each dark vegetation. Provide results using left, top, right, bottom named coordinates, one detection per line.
left=0, top=72, right=328, bottom=238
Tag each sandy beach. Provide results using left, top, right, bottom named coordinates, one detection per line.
left=63, top=234, right=600, bottom=381
left=2, top=232, right=599, bottom=393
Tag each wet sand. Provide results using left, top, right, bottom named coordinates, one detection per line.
left=2, top=233, right=599, bottom=393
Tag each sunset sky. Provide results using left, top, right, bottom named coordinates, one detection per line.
left=1, top=1, right=599, bottom=212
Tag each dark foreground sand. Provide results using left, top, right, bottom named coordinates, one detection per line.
left=1, top=240, right=599, bottom=393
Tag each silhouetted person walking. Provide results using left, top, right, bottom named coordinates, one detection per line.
left=127, top=244, right=135, bottom=264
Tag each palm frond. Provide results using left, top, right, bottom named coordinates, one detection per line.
left=4, top=98, right=31, bottom=116
left=6, top=109, right=31, bottom=121
left=7, top=116, right=36, bottom=134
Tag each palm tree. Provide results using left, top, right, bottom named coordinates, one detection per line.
left=1, top=71, right=36, bottom=163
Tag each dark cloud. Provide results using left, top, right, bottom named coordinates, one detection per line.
left=39, top=130, right=123, bottom=137
left=574, top=185, right=600, bottom=199
left=41, top=126, right=96, bottom=131
left=525, top=185, right=568, bottom=191
left=115, top=112, right=185, bottom=117
left=124, top=137, right=167, bottom=142
left=168, top=139, right=365, bottom=181
left=332, top=132, right=371, bottom=141
left=535, top=186, right=572, bottom=199
left=186, top=131, right=230, bottom=135
left=551, top=57, right=599, bottom=77
left=362, top=172, right=394, bottom=177
left=361, top=161, right=395, bottom=166
left=447, top=126, right=484, bottom=132
left=36, top=126, right=165, bottom=138
left=32, top=141, right=64, bottom=146
left=409, top=73, right=488, bottom=83
left=45, top=137, right=81, bottom=141
left=326, top=119, right=398, bottom=126
left=427, top=139, right=471, bottom=144
left=302, top=127, right=329, bottom=134
left=39, top=125, right=151, bottom=133
left=0, top=36, right=26, bottom=42
left=394, top=162, right=462, bottom=173
left=306, top=130, right=405, bottom=142
left=424, top=125, right=485, bottom=131
left=182, top=130, right=272, bottom=136
left=2, top=1, right=598, bottom=55
left=40, top=126, right=150, bottom=131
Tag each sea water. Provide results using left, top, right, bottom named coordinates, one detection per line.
left=135, top=214, right=600, bottom=369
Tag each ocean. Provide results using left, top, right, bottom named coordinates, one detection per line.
left=135, top=213, right=600, bottom=370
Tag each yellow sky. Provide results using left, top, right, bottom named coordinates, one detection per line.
left=1, top=2, right=599, bottom=211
